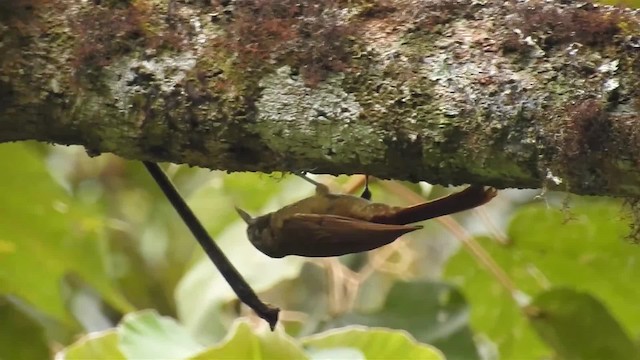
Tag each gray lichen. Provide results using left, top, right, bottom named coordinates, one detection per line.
left=111, top=53, right=197, bottom=113
left=257, top=66, right=385, bottom=165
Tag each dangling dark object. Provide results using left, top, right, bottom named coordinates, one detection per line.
left=360, top=175, right=372, bottom=200
left=237, top=175, right=497, bottom=258
left=143, top=162, right=279, bottom=330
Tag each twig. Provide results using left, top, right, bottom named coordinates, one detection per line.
left=142, top=161, right=279, bottom=330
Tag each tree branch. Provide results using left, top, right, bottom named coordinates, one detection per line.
left=1, top=0, right=639, bottom=195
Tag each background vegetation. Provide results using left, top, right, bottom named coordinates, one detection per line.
left=1, top=142, right=640, bottom=359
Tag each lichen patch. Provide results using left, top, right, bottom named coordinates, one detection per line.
left=256, top=66, right=385, bottom=164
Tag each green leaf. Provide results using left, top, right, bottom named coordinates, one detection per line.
left=302, top=326, right=444, bottom=360
left=60, top=330, right=125, bottom=360
left=0, top=298, right=49, bottom=360
left=528, top=288, right=640, bottom=360
left=0, top=143, right=132, bottom=324
left=306, top=347, right=366, bottom=360
left=445, top=239, right=545, bottom=359
left=599, top=0, right=640, bottom=6
left=189, top=320, right=308, bottom=360
left=445, top=199, right=640, bottom=358
left=325, top=280, right=479, bottom=360
left=118, top=310, right=203, bottom=360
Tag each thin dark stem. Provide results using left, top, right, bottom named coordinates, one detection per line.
left=360, top=175, right=372, bottom=200
left=142, top=161, right=279, bottom=330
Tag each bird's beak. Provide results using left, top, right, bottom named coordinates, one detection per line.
left=235, top=207, right=255, bottom=225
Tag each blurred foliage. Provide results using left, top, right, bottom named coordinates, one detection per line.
left=602, top=0, right=640, bottom=6
left=446, top=199, right=640, bottom=359
left=1, top=141, right=640, bottom=360
left=60, top=310, right=443, bottom=360
left=528, top=288, right=639, bottom=360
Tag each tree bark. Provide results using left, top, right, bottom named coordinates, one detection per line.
left=1, top=0, right=639, bottom=195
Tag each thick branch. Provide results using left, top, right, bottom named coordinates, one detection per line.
left=1, top=0, right=639, bottom=195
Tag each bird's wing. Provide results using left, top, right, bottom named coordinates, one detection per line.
left=277, top=213, right=422, bottom=257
